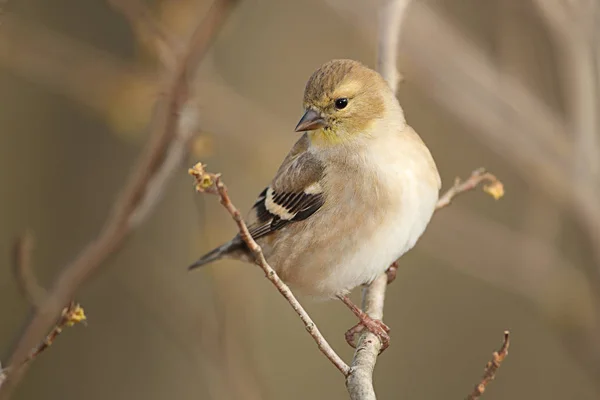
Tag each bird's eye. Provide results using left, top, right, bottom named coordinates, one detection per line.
left=334, top=98, right=348, bottom=110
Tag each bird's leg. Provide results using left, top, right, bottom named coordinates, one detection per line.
left=337, top=294, right=390, bottom=352
left=385, top=261, right=399, bottom=284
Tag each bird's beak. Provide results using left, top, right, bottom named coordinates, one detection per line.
left=295, top=109, right=326, bottom=132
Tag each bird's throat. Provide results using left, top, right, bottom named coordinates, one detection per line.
left=308, top=127, right=345, bottom=147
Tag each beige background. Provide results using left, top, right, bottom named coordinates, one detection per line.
left=1, top=0, right=599, bottom=399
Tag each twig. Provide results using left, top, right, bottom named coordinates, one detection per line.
left=10, top=234, right=90, bottom=376
left=466, top=331, right=510, bottom=400
left=0, top=1, right=237, bottom=397
left=188, top=163, right=350, bottom=376
left=436, top=168, right=504, bottom=210
left=11, top=234, right=90, bottom=369
left=0, top=302, right=86, bottom=390
left=12, top=232, right=47, bottom=307
left=19, top=302, right=87, bottom=366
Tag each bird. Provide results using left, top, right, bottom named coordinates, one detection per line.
left=188, top=59, right=440, bottom=351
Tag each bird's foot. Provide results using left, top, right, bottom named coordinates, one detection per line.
left=385, top=261, right=399, bottom=284
left=344, top=315, right=390, bottom=353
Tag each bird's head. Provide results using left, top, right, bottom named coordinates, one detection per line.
left=295, top=59, right=400, bottom=146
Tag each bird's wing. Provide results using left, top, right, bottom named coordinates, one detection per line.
left=246, top=134, right=325, bottom=240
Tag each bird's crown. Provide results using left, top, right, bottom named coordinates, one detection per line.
left=302, top=59, right=385, bottom=108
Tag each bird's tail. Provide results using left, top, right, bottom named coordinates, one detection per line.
left=188, top=237, right=245, bottom=270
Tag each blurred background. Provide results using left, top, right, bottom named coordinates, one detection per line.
left=1, top=0, right=599, bottom=399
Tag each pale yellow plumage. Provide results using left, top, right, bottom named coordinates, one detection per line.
left=189, top=59, right=440, bottom=349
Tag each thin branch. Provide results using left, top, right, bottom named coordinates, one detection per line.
left=346, top=274, right=388, bottom=400
left=0, top=302, right=86, bottom=391
left=188, top=163, right=350, bottom=376
left=0, top=1, right=238, bottom=397
left=466, top=331, right=510, bottom=400
left=18, top=302, right=87, bottom=367
left=12, top=232, right=47, bottom=307
left=436, top=168, right=504, bottom=210
left=10, top=235, right=89, bottom=380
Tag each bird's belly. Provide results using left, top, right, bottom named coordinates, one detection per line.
left=266, top=178, right=438, bottom=299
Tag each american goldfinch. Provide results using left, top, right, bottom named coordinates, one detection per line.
left=189, top=59, right=440, bottom=350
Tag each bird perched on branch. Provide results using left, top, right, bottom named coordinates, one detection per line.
left=189, top=59, right=440, bottom=351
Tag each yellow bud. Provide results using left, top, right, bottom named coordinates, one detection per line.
left=66, top=304, right=87, bottom=327
left=200, top=174, right=213, bottom=189
left=483, top=181, right=505, bottom=200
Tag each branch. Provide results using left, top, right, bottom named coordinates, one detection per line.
left=12, top=232, right=46, bottom=307
left=436, top=168, right=504, bottom=210
left=188, top=163, right=350, bottom=376
left=532, top=0, right=600, bottom=183
left=0, top=303, right=86, bottom=392
left=0, top=1, right=238, bottom=397
left=107, top=0, right=179, bottom=68
left=466, top=331, right=510, bottom=400
left=346, top=274, right=388, bottom=400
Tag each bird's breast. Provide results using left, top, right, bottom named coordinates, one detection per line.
left=264, top=145, right=438, bottom=299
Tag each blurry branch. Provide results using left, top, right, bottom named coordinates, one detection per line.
left=376, top=0, right=411, bottom=91
left=0, top=0, right=7, bottom=25
left=129, top=99, right=200, bottom=227
left=466, top=331, right=510, bottom=400
left=107, top=0, right=179, bottom=68
left=532, top=0, right=600, bottom=268
left=188, top=163, right=351, bottom=376
left=0, top=14, right=158, bottom=133
left=403, top=4, right=600, bottom=268
left=532, top=0, right=600, bottom=184
left=0, top=1, right=238, bottom=398
left=12, top=232, right=46, bottom=307
left=0, top=14, right=291, bottom=151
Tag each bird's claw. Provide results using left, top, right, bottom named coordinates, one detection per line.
left=344, top=317, right=390, bottom=353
